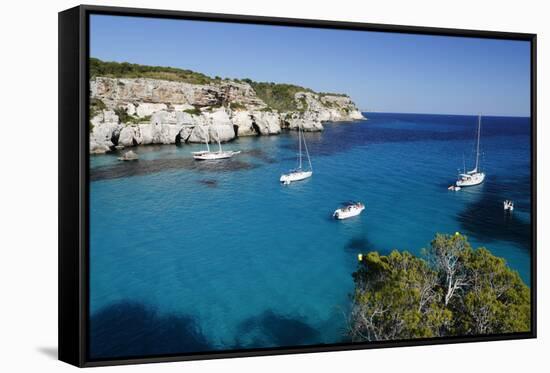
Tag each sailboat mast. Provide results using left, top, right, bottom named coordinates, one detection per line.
left=216, top=127, right=222, bottom=152
left=298, top=123, right=303, bottom=169
left=475, top=115, right=481, bottom=171
left=205, top=127, right=210, bottom=152
left=302, top=127, right=313, bottom=171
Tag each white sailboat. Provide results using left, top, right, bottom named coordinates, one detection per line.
left=280, top=123, right=313, bottom=184
left=456, top=115, right=486, bottom=187
left=192, top=126, right=240, bottom=160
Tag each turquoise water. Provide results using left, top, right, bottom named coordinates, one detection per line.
left=89, top=113, right=532, bottom=359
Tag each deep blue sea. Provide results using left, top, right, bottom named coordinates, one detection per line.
left=89, top=113, right=532, bottom=359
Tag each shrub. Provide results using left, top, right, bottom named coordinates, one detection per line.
left=183, top=107, right=202, bottom=116
left=89, top=98, right=106, bottom=119
left=230, top=102, right=247, bottom=111
left=349, top=233, right=530, bottom=341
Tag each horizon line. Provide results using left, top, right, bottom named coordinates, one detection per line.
left=361, top=111, right=530, bottom=118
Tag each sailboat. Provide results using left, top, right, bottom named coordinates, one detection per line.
left=456, top=115, right=486, bottom=187
left=192, top=126, right=240, bottom=160
left=280, top=122, right=313, bottom=184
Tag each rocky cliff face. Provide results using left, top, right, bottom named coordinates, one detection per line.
left=89, top=77, right=364, bottom=154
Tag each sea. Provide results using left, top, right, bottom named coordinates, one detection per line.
left=88, top=112, right=532, bottom=359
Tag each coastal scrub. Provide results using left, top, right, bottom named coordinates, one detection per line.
left=349, top=233, right=530, bottom=341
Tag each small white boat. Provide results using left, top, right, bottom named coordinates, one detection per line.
left=504, top=200, right=514, bottom=211
left=118, top=150, right=138, bottom=161
left=456, top=115, right=486, bottom=187
left=280, top=122, right=313, bottom=184
left=192, top=127, right=240, bottom=160
left=448, top=185, right=462, bottom=191
left=280, top=170, right=312, bottom=184
left=333, top=202, right=365, bottom=220
left=192, top=150, right=241, bottom=160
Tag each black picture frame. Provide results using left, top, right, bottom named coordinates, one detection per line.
left=59, top=4, right=537, bottom=367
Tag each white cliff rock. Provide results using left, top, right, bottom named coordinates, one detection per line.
left=136, top=103, right=168, bottom=117
left=187, top=124, right=235, bottom=143
left=231, top=111, right=256, bottom=136
left=118, top=126, right=138, bottom=147
left=204, top=108, right=233, bottom=127
left=172, top=103, right=195, bottom=111
left=89, top=111, right=120, bottom=153
left=125, top=103, right=136, bottom=116
left=88, top=76, right=364, bottom=153
left=251, top=111, right=282, bottom=135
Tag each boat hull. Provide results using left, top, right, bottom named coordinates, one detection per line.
left=333, top=205, right=365, bottom=220
left=280, top=170, right=312, bottom=184
left=192, top=151, right=240, bottom=160
left=456, top=172, right=485, bottom=187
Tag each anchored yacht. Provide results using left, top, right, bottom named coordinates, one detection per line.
left=456, top=115, right=486, bottom=187
left=280, top=122, right=313, bottom=184
left=333, top=202, right=365, bottom=220
left=192, top=127, right=240, bottom=160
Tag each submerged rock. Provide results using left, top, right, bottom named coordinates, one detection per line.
left=118, top=150, right=139, bottom=161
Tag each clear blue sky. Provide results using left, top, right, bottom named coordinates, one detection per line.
left=90, top=15, right=531, bottom=116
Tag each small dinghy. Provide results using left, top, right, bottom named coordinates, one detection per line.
left=118, top=150, right=139, bottom=161
left=504, top=200, right=514, bottom=211
left=448, top=185, right=462, bottom=191
left=333, top=201, right=365, bottom=220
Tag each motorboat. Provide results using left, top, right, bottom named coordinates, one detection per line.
left=333, top=202, right=365, bottom=220
left=504, top=200, right=514, bottom=211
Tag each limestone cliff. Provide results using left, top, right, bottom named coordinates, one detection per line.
left=89, top=76, right=365, bottom=154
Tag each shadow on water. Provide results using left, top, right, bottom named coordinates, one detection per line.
left=457, top=176, right=531, bottom=251
left=234, top=310, right=320, bottom=348
left=89, top=301, right=211, bottom=359
left=197, top=179, right=218, bottom=188
left=242, top=148, right=278, bottom=164
left=345, top=236, right=378, bottom=253
left=91, top=157, right=258, bottom=181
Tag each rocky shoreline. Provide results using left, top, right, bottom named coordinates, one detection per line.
left=90, top=77, right=365, bottom=154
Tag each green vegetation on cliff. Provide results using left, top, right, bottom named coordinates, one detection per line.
left=90, top=98, right=106, bottom=119
left=243, top=80, right=313, bottom=112
left=90, top=58, right=349, bottom=112
left=349, top=233, right=530, bottom=341
left=90, top=58, right=214, bottom=85
left=113, top=107, right=151, bottom=125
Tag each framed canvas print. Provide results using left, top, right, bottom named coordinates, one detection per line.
left=58, top=5, right=537, bottom=367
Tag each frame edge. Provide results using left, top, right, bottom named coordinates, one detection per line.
left=58, top=5, right=85, bottom=368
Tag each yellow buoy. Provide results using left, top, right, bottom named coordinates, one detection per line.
left=358, top=253, right=363, bottom=262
